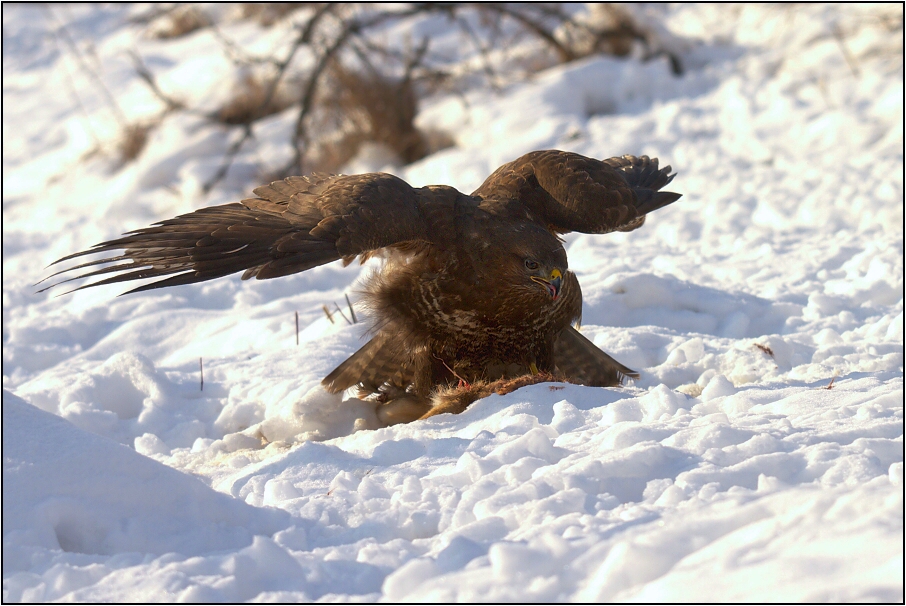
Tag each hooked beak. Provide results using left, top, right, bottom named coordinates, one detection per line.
left=531, top=268, right=563, bottom=300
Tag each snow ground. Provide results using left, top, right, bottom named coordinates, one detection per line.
left=3, top=4, right=903, bottom=602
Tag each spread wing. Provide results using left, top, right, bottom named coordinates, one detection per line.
left=321, top=332, right=418, bottom=394
left=554, top=325, right=640, bottom=386
left=473, top=150, right=681, bottom=235
left=37, top=173, right=433, bottom=295
left=323, top=326, right=640, bottom=396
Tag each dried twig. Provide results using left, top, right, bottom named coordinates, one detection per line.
left=333, top=302, right=352, bottom=325
left=202, top=5, right=337, bottom=192
left=477, top=3, right=576, bottom=63
left=119, top=3, right=667, bottom=189
left=128, top=50, right=184, bottom=112
left=208, top=21, right=280, bottom=66
left=202, top=124, right=254, bottom=193
left=832, top=23, right=861, bottom=78
left=322, top=304, right=335, bottom=323
left=755, top=343, right=775, bottom=357
left=45, top=6, right=128, bottom=127
left=200, top=357, right=204, bottom=391
left=53, top=39, right=103, bottom=151
left=287, top=5, right=425, bottom=174
left=454, top=13, right=505, bottom=90
left=345, top=294, right=358, bottom=324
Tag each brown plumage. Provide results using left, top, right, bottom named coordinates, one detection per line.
left=39, top=150, right=681, bottom=424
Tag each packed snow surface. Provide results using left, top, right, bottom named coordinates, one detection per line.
left=3, top=4, right=903, bottom=602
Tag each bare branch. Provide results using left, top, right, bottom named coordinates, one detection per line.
left=129, top=50, right=184, bottom=112
left=478, top=3, right=577, bottom=63
left=44, top=6, right=128, bottom=127
left=203, top=4, right=338, bottom=191
left=203, top=124, right=254, bottom=193
left=64, top=3, right=676, bottom=186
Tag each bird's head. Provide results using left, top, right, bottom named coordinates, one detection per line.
left=489, top=222, right=569, bottom=303
left=525, top=260, right=563, bottom=300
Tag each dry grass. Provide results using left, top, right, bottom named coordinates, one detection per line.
left=117, top=123, right=151, bottom=163
left=137, top=3, right=674, bottom=186
left=576, top=4, right=642, bottom=58
left=311, top=64, right=455, bottom=172
left=238, top=3, right=306, bottom=27
left=149, top=6, right=210, bottom=40
left=555, top=4, right=683, bottom=75
left=330, top=65, right=426, bottom=164
left=215, top=74, right=298, bottom=126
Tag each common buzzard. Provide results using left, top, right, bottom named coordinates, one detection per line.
left=40, top=150, right=681, bottom=424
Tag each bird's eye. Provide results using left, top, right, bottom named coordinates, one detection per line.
left=524, top=259, right=539, bottom=270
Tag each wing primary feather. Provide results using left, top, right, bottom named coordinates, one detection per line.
left=554, top=325, right=640, bottom=386
left=36, top=262, right=154, bottom=293
left=35, top=254, right=132, bottom=286
left=39, top=173, right=438, bottom=295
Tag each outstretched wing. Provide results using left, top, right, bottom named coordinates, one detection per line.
left=473, top=150, right=681, bottom=235
left=38, top=173, right=432, bottom=295
left=321, top=332, right=418, bottom=394
left=554, top=325, right=640, bottom=386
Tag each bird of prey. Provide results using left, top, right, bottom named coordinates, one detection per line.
left=40, top=150, right=681, bottom=424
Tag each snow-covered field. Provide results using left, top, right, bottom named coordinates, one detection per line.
left=3, top=4, right=903, bottom=602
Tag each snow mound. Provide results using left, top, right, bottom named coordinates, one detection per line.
left=3, top=391, right=290, bottom=567
left=2, top=3, right=902, bottom=602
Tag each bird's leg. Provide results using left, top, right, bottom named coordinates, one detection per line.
left=433, top=354, right=471, bottom=389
